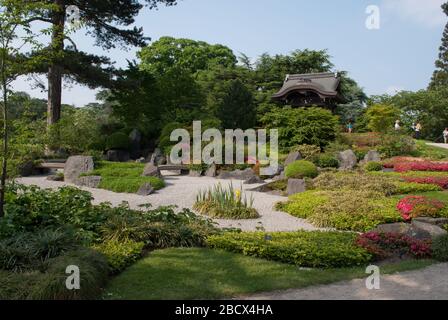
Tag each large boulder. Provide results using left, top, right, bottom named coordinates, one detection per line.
left=106, top=149, right=130, bottom=162
left=363, top=150, right=381, bottom=163
left=77, top=176, right=102, bottom=188
left=286, top=179, right=306, bottom=196
left=218, top=168, right=256, bottom=180
left=373, top=221, right=447, bottom=240
left=64, top=156, right=95, bottom=184
left=337, top=150, right=357, bottom=170
left=150, top=148, right=167, bottom=166
left=137, top=183, right=154, bottom=196
left=413, top=217, right=448, bottom=227
left=129, top=129, right=142, bottom=159
left=142, top=163, right=161, bottom=178
left=205, top=164, right=217, bottom=177
left=411, top=220, right=447, bottom=239
left=260, top=164, right=284, bottom=177
left=284, top=151, right=302, bottom=167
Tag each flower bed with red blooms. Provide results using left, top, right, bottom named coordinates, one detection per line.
left=394, top=161, right=448, bottom=173
left=402, top=176, right=448, bottom=189
left=356, top=232, right=432, bottom=260
left=382, top=157, right=426, bottom=169
left=396, top=196, right=445, bottom=221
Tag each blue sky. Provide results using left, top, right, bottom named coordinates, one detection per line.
left=12, top=0, right=447, bottom=106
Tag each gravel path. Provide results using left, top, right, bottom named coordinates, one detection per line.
left=16, top=175, right=317, bottom=232
left=242, top=263, right=448, bottom=300
left=427, top=143, right=448, bottom=150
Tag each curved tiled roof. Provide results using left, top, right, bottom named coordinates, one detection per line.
left=272, top=72, right=341, bottom=100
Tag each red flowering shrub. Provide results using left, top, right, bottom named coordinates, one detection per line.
left=356, top=232, right=432, bottom=260
left=402, top=176, right=448, bottom=189
left=382, top=157, right=426, bottom=169
left=394, top=161, right=448, bottom=173
left=396, top=196, right=445, bottom=221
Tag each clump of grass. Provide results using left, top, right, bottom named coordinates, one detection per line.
left=83, top=161, right=165, bottom=193
left=194, top=183, right=259, bottom=219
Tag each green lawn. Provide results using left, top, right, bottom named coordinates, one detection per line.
left=104, top=247, right=434, bottom=300
left=415, top=140, right=448, bottom=160
left=84, top=161, right=165, bottom=193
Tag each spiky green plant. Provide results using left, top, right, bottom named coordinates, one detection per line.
left=194, top=183, right=258, bottom=219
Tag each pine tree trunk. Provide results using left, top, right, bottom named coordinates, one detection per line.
left=47, top=0, right=65, bottom=127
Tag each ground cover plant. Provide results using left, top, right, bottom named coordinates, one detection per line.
left=396, top=196, right=446, bottom=221
left=83, top=161, right=165, bottom=193
left=194, top=183, right=258, bottom=219
left=0, top=184, right=218, bottom=299
left=207, top=231, right=372, bottom=268
left=103, top=247, right=433, bottom=300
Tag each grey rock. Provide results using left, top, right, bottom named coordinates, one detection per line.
left=337, top=150, right=358, bottom=170
left=413, top=217, right=448, bottom=227
left=411, top=221, right=447, bottom=239
left=260, top=165, right=284, bottom=177
left=244, top=176, right=265, bottom=184
left=284, top=151, right=302, bottom=167
left=150, top=148, right=167, bottom=166
left=373, top=223, right=413, bottom=235
left=135, top=157, right=146, bottom=163
left=286, top=178, right=306, bottom=196
left=142, top=163, right=161, bottom=178
left=364, top=150, right=381, bottom=163
left=77, top=176, right=102, bottom=188
left=106, top=149, right=130, bottom=162
left=205, top=164, right=217, bottom=177
left=218, top=168, right=256, bottom=180
left=189, top=170, right=203, bottom=177
left=272, top=171, right=286, bottom=181
left=137, top=183, right=154, bottom=196
left=64, top=156, right=95, bottom=184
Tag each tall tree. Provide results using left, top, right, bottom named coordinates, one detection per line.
left=19, top=0, right=177, bottom=126
left=0, top=0, right=49, bottom=216
left=430, top=2, right=448, bottom=88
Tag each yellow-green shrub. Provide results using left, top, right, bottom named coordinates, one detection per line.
left=93, top=239, right=144, bottom=274
left=285, top=160, right=318, bottom=179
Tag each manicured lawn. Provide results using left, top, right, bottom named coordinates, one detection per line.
left=104, top=248, right=434, bottom=300
left=84, top=161, right=165, bottom=193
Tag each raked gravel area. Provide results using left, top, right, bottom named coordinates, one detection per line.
left=16, top=174, right=318, bottom=232
left=242, top=262, right=448, bottom=300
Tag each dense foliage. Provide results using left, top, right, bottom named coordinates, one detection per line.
left=285, top=160, right=318, bottom=179
left=207, top=231, right=372, bottom=268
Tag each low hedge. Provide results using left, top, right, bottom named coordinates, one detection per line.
left=93, top=239, right=145, bottom=274
left=285, top=160, right=318, bottom=179
left=207, top=231, right=372, bottom=268
left=364, top=161, right=383, bottom=172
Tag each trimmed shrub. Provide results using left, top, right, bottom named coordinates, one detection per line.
left=207, top=231, right=372, bottom=268
left=317, top=154, right=339, bottom=168
left=279, top=190, right=402, bottom=232
left=356, top=232, right=432, bottom=260
left=285, top=160, right=318, bottom=179
left=93, top=239, right=144, bottom=274
left=432, top=235, right=448, bottom=262
left=295, top=144, right=321, bottom=161
left=378, top=133, right=416, bottom=158
left=394, top=161, right=448, bottom=173
left=364, top=161, right=383, bottom=172
left=105, top=132, right=130, bottom=151
left=394, top=181, right=442, bottom=194
left=396, top=196, right=446, bottom=221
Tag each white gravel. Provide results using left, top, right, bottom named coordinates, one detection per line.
left=242, top=262, right=448, bottom=300
left=16, top=174, right=317, bottom=232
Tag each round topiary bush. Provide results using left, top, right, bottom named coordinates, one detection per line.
left=105, top=132, right=130, bottom=151
left=432, top=234, right=448, bottom=261
left=364, top=161, right=383, bottom=172
left=317, top=154, right=339, bottom=168
left=285, top=160, right=318, bottom=179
